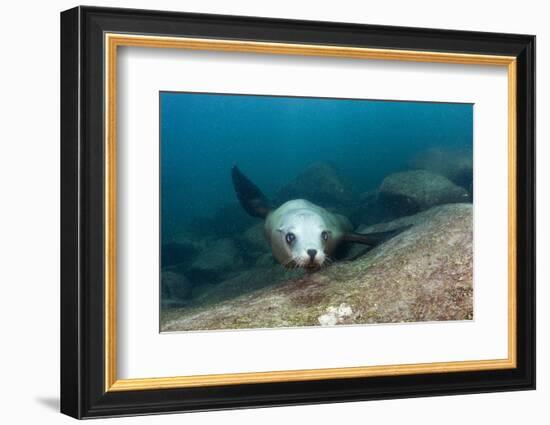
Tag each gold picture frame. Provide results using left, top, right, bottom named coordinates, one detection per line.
left=104, top=33, right=518, bottom=392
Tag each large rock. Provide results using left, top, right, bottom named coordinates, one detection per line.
left=276, top=162, right=355, bottom=209
left=237, top=222, right=269, bottom=254
left=352, top=190, right=395, bottom=227
left=255, top=253, right=277, bottom=268
left=379, top=170, right=469, bottom=215
left=189, top=266, right=303, bottom=307
left=161, top=237, right=199, bottom=268
left=161, top=204, right=473, bottom=331
left=190, top=283, right=217, bottom=301
left=410, top=148, right=473, bottom=194
left=187, top=238, right=245, bottom=283
left=161, top=271, right=192, bottom=308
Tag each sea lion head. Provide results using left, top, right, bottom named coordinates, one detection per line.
left=272, top=210, right=333, bottom=270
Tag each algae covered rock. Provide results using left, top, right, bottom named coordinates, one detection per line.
left=410, top=148, right=473, bottom=194
left=161, top=204, right=473, bottom=331
left=379, top=170, right=469, bottom=215
left=190, top=283, right=217, bottom=301
left=188, top=238, right=244, bottom=283
left=255, top=253, right=277, bottom=268
left=318, top=303, right=354, bottom=326
left=276, top=162, right=355, bottom=208
left=238, top=222, right=269, bottom=254
left=161, top=271, right=192, bottom=307
left=161, top=238, right=199, bottom=267
left=189, top=266, right=303, bottom=307
left=353, top=189, right=395, bottom=226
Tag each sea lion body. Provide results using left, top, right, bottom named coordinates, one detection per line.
left=264, top=199, right=353, bottom=269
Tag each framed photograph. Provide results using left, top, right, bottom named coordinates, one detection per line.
left=60, top=6, right=535, bottom=419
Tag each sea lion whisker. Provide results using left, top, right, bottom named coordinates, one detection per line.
left=285, top=257, right=294, bottom=269
left=287, top=257, right=297, bottom=269
left=283, top=258, right=294, bottom=268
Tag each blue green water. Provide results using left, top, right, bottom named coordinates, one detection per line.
left=161, top=91, right=472, bottom=244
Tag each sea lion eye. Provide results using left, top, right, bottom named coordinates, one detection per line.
left=321, top=231, right=329, bottom=241
left=285, top=232, right=296, bottom=244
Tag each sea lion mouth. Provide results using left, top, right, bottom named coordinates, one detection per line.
left=283, top=258, right=323, bottom=271
left=304, top=260, right=322, bottom=271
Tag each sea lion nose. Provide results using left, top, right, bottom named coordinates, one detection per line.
left=307, top=249, right=317, bottom=260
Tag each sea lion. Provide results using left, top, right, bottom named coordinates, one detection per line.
left=231, top=165, right=409, bottom=270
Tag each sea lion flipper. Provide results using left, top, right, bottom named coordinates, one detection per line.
left=343, top=224, right=412, bottom=246
left=231, top=165, right=271, bottom=219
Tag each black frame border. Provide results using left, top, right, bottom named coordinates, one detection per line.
left=60, top=6, right=535, bottom=419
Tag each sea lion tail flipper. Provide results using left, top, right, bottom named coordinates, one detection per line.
left=343, top=224, right=412, bottom=246
left=231, top=165, right=271, bottom=219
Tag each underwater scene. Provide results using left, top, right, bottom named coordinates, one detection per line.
left=160, top=92, right=473, bottom=332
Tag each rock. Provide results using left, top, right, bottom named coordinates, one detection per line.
left=410, top=148, right=473, bottom=194
left=161, top=238, right=199, bottom=267
left=318, top=303, right=354, bottom=326
left=190, top=283, right=217, bottom=300
left=352, top=190, right=395, bottom=226
left=379, top=170, right=469, bottom=215
left=188, top=238, right=245, bottom=283
left=276, top=162, right=355, bottom=209
left=161, top=271, right=192, bottom=307
left=238, top=222, right=269, bottom=254
left=189, top=266, right=303, bottom=307
left=161, top=204, right=473, bottom=331
left=255, top=253, right=276, bottom=268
